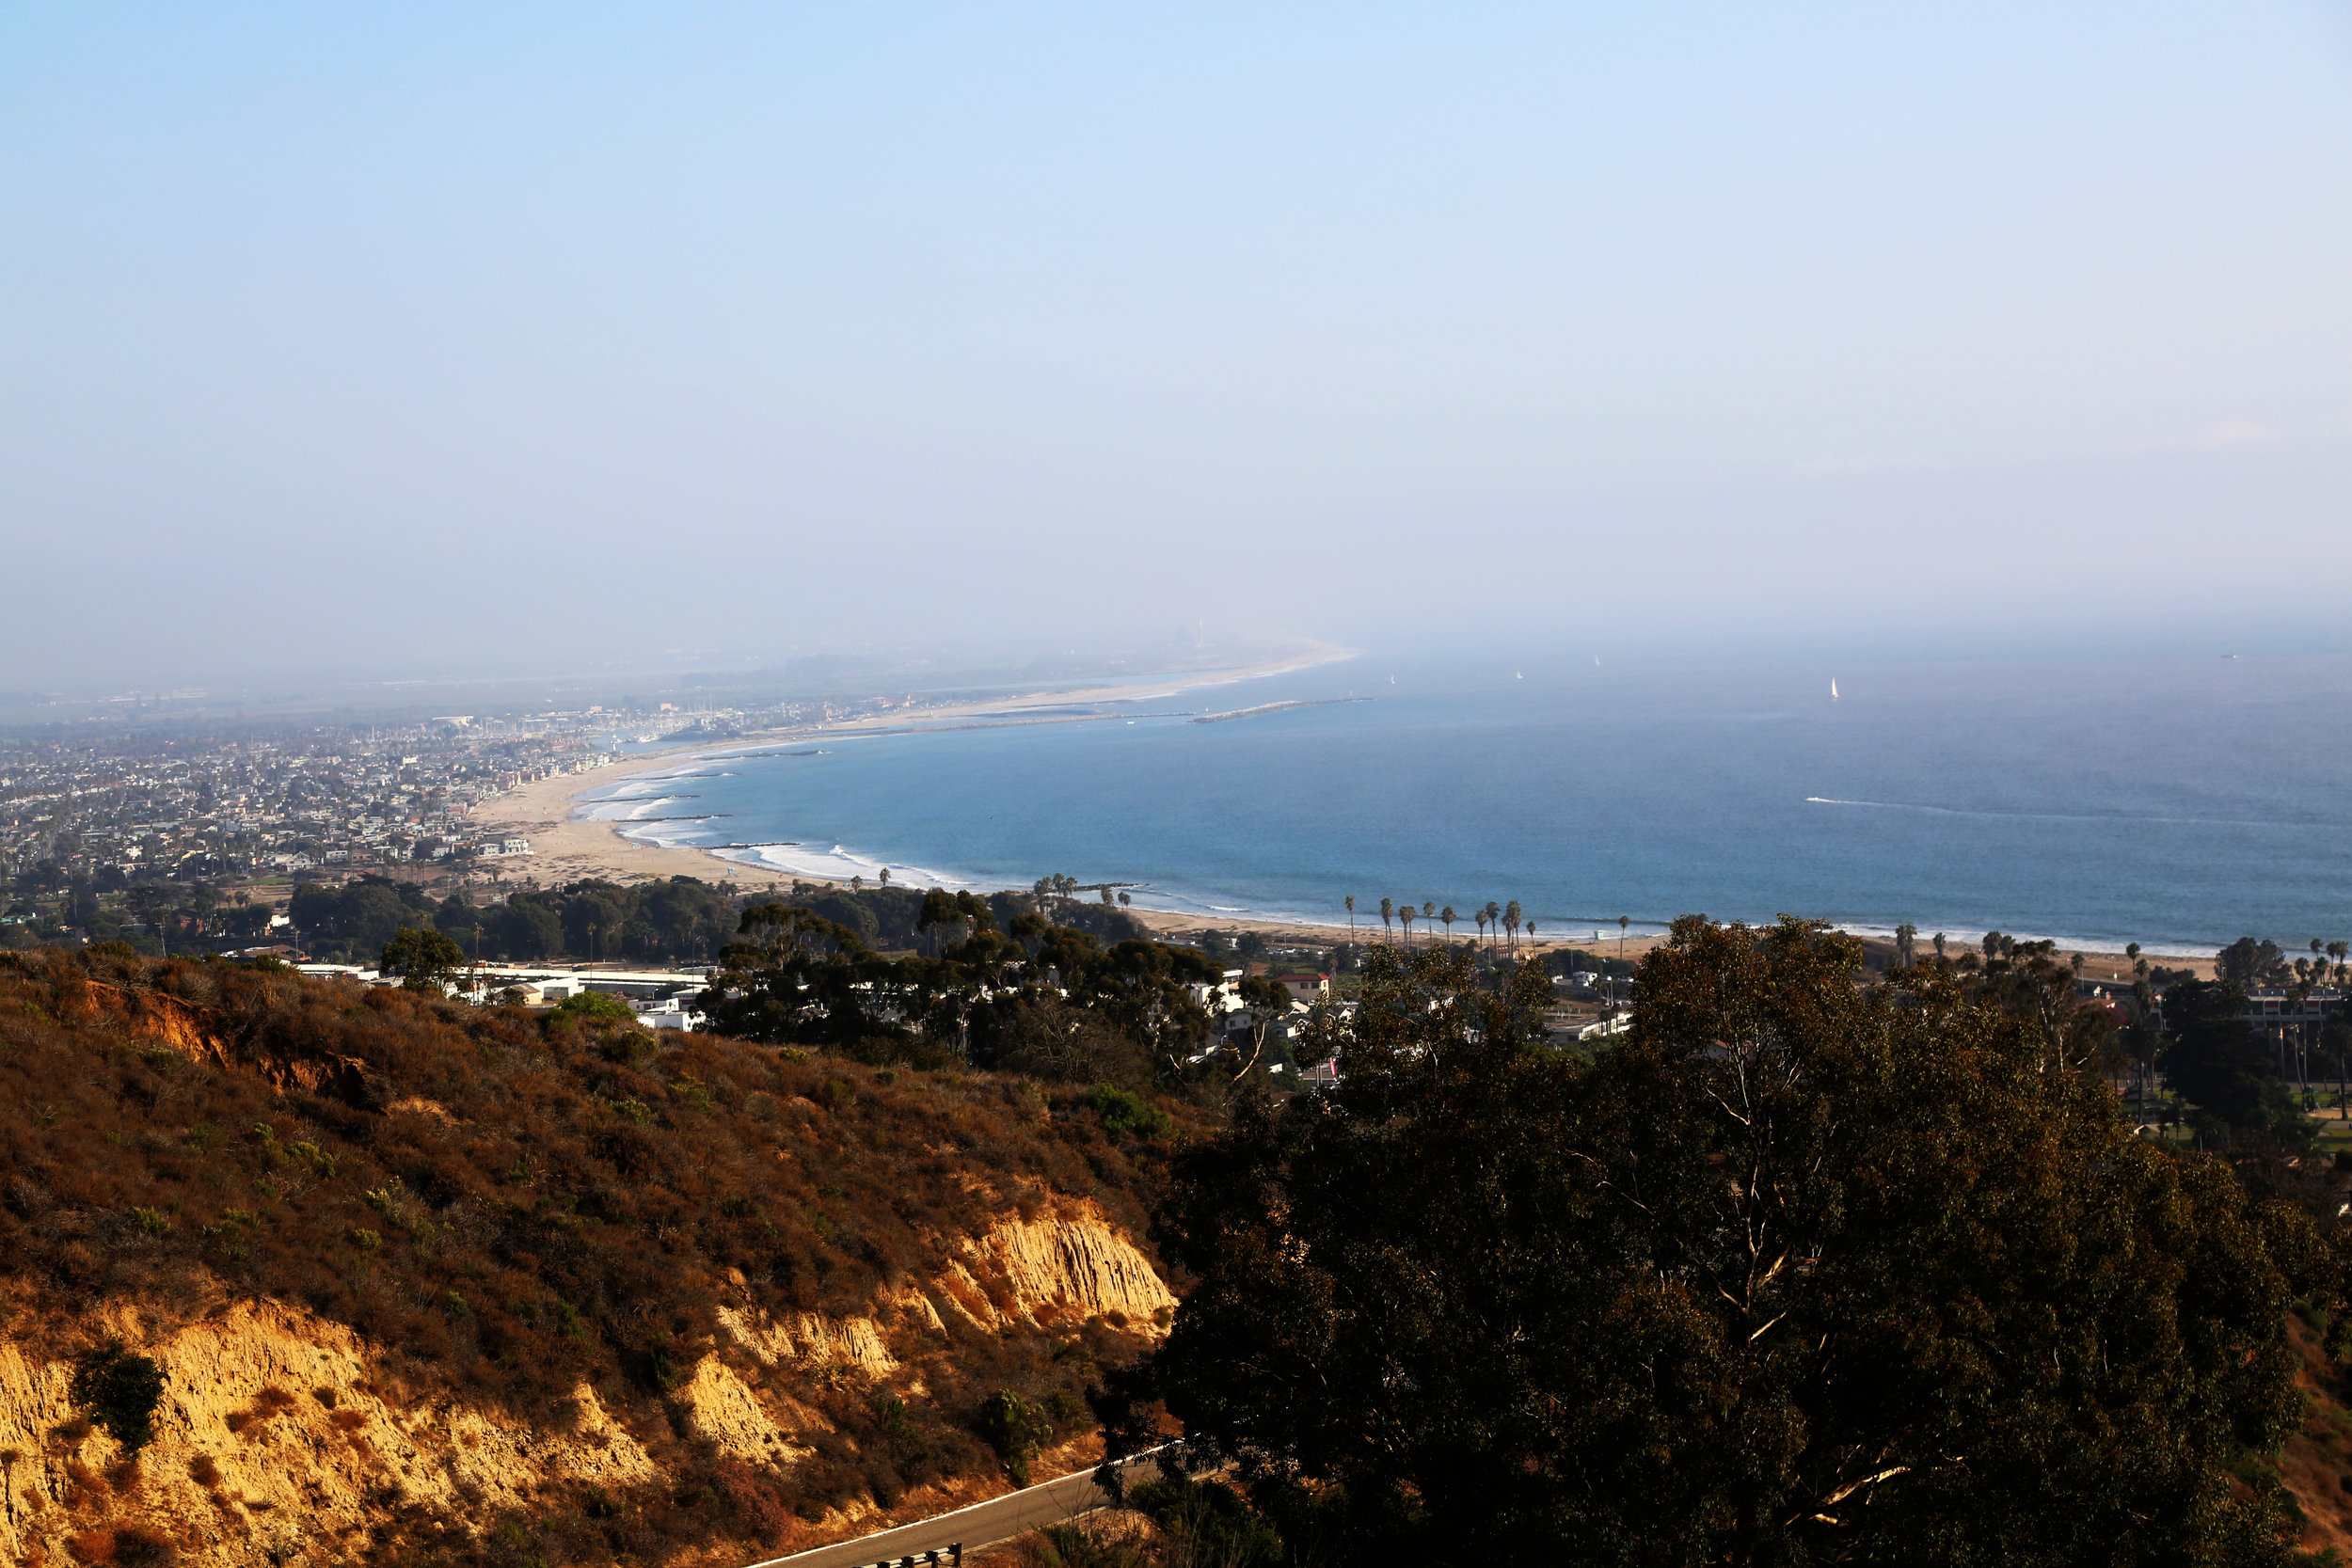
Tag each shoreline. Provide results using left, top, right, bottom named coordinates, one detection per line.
left=475, top=642, right=1356, bottom=895
left=474, top=642, right=2218, bottom=978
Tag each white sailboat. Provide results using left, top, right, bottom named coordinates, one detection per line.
left=1830, top=678, right=1839, bottom=702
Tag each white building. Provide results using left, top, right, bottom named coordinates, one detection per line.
left=1184, top=969, right=1246, bottom=1014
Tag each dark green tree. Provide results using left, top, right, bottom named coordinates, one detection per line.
left=1115, top=922, right=2333, bottom=1567
left=2217, top=937, right=2289, bottom=990
left=2162, top=977, right=2312, bottom=1148
left=380, top=926, right=467, bottom=991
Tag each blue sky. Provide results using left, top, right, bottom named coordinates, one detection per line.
left=5, top=3, right=2348, bottom=684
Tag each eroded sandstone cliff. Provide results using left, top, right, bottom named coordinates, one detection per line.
left=0, top=950, right=1189, bottom=1568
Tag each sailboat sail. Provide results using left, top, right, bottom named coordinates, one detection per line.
left=1830, top=678, right=1839, bottom=701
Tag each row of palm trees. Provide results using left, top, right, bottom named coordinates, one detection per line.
left=1344, top=895, right=1560, bottom=953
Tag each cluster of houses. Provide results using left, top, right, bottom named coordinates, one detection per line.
left=294, top=961, right=704, bottom=1030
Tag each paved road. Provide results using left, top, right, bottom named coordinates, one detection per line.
left=745, top=1451, right=1168, bottom=1568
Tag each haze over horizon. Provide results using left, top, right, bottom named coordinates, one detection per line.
left=6, top=3, right=2350, bottom=689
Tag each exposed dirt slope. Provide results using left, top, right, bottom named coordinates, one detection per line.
left=0, top=949, right=1189, bottom=1568
left=2279, top=1310, right=2352, bottom=1556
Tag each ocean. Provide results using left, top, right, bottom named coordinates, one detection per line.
left=576, top=651, right=2352, bottom=957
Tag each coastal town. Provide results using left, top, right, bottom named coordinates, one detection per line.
left=0, top=699, right=791, bottom=950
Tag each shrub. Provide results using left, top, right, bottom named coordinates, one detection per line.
left=976, top=1390, right=1052, bottom=1486
left=68, top=1342, right=165, bottom=1454
left=110, top=1523, right=177, bottom=1568
left=550, top=990, right=635, bottom=1025
left=186, top=1455, right=221, bottom=1489
left=1088, top=1085, right=1173, bottom=1141
left=1127, top=1477, right=1284, bottom=1568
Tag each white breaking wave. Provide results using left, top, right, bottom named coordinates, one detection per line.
left=709, top=841, right=972, bottom=890
left=577, top=795, right=691, bottom=821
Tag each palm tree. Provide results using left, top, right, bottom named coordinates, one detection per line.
left=1504, top=900, right=1523, bottom=953
left=1475, top=909, right=1488, bottom=948
left=1440, top=905, right=1456, bottom=946
left=1398, top=903, right=1416, bottom=949
left=1379, top=896, right=1394, bottom=943
left=1617, top=914, right=1630, bottom=968
left=1932, top=931, right=1947, bottom=961
left=1525, top=919, right=1538, bottom=944
left=1484, top=901, right=1502, bottom=952
left=1345, top=895, right=1356, bottom=941
left=1895, top=922, right=1916, bottom=968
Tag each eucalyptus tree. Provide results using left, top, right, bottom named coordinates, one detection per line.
left=1116, top=921, right=2333, bottom=1567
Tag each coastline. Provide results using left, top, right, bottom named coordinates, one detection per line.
left=476, top=641, right=1355, bottom=896
left=474, top=641, right=2217, bottom=977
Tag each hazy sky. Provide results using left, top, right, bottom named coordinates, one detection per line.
left=5, top=3, right=2349, bottom=688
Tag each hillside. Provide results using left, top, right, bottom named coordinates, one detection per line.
left=0, top=947, right=1188, bottom=1568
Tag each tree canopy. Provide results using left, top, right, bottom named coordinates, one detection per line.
left=2163, top=976, right=2313, bottom=1149
left=700, top=901, right=1218, bottom=1080
left=380, top=925, right=467, bottom=991
left=1113, top=919, right=2340, bottom=1567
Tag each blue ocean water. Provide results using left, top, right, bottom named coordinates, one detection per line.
left=580, top=652, right=2352, bottom=956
